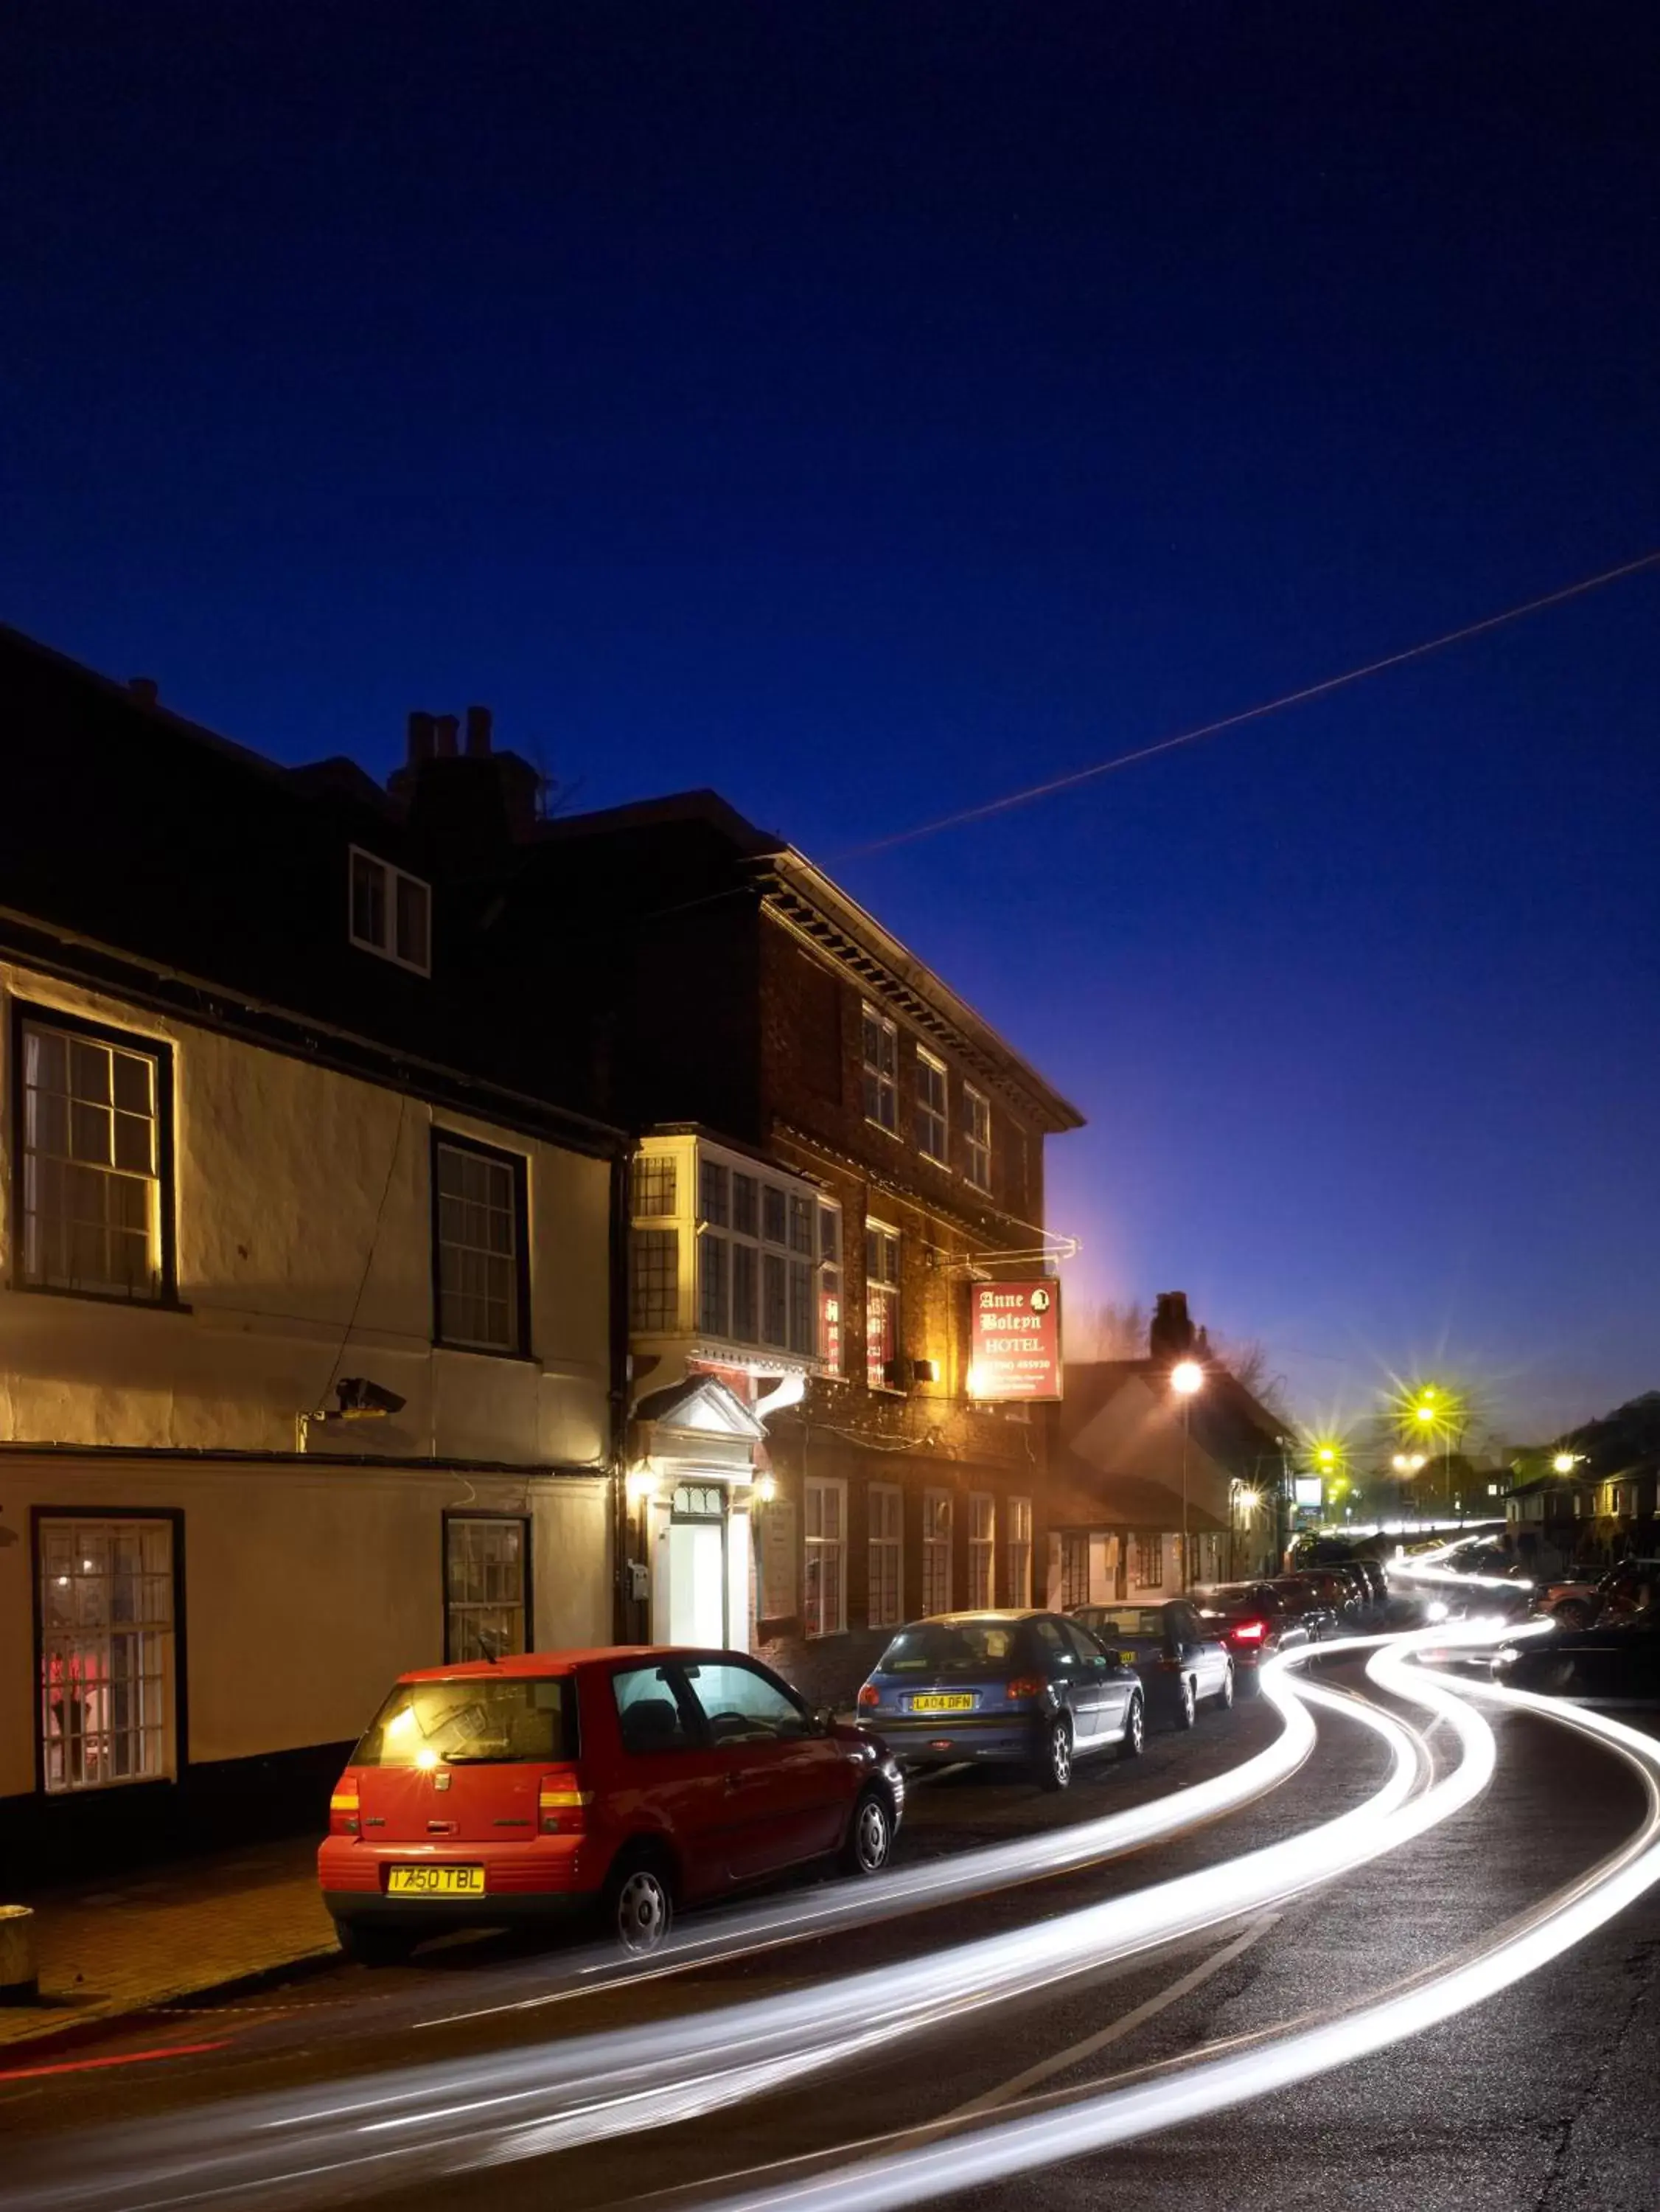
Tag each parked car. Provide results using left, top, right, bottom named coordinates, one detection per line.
left=1493, top=1607, right=1660, bottom=1703
left=857, top=1610, right=1143, bottom=1789
left=1288, top=1564, right=1369, bottom=1628
left=1536, top=1562, right=1660, bottom=1631
left=1268, top=1575, right=1341, bottom=1641
left=1193, top=1582, right=1313, bottom=1694
left=319, top=1646, right=904, bottom=1961
left=1345, top=1559, right=1390, bottom=1614
left=1070, top=1600, right=1234, bottom=1728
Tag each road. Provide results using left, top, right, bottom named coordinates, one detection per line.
left=4, top=1641, right=1658, bottom=2212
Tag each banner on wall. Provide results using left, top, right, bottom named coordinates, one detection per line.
left=969, top=1280, right=1061, bottom=1400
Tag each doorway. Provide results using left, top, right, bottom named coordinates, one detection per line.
left=667, top=1482, right=728, bottom=1646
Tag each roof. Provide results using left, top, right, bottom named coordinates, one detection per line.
left=1061, top=1359, right=1289, bottom=1468
left=1045, top=1465, right=1230, bottom=1534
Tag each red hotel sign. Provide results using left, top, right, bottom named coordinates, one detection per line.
left=970, top=1281, right=1061, bottom=1400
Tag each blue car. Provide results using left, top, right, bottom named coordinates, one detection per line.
left=856, top=1610, right=1143, bottom=1790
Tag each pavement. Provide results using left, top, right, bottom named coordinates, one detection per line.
left=0, top=1833, right=337, bottom=2052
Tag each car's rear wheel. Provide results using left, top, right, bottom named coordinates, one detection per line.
left=1218, top=1661, right=1235, bottom=1711
left=1037, top=1715, right=1074, bottom=1792
left=1175, top=1677, right=1197, bottom=1729
left=605, top=1847, right=674, bottom=1955
left=842, top=1787, right=895, bottom=1876
left=334, top=1920, right=416, bottom=1966
left=1117, top=1694, right=1145, bottom=1761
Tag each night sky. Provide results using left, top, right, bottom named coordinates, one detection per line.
left=7, top=4, right=1657, bottom=1444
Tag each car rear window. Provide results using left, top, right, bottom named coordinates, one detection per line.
left=876, top=1621, right=1028, bottom=1674
left=1085, top=1608, right=1167, bottom=1641
left=354, top=1676, right=574, bottom=1766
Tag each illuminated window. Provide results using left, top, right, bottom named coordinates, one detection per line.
left=37, top=1516, right=175, bottom=1793
left=818, top=1202, right=843, bottom=1371
left=444, top=1516, right=529, bottom=1662
left=18, top=1011, right=168, bottom=1302
left=861, top=1004, right=899, bottom=1134
left=916, top=1049, right=949, bottom=1164
left=349, top=846, right=430, bottom=975
left=632, top=1153, right=677, bottom=1217
left=1005, top=1496, right=1033, bottom=1606
left=1058, top=1532, right=1089, bottom=1610
left=969, top=1492, right=996, bottom=1609
left=804, top=1478, right=846, bottom=1637
left=1131, top=1532, right=1162, bottom=1590
left=921, top=1489, right=952, bottom=1615
left=434, top=1135, right=526, bottom=1354
left=699, top=1158, right=730, bottom=1227
left=762, top=1250, right=789, bottom=1346
left=630, top=1228, right=680, bottom=1331
left=964, top=1085, right=991, bottom=1192
left=868, top=1484, right=903, bottom=1630
left=865, top=1220, right=900, bottom=1389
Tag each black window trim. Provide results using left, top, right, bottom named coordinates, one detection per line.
left=29, top=1503, right=189, bottom=1798
left=9, top=998, right=184, bottom=1310
left=429, top=1126, right=534, bottom=1360
left=440, top=1509, right=535, bottom=1665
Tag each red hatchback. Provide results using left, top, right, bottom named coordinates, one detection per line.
left=318, top=1646, right=904, bottom=1960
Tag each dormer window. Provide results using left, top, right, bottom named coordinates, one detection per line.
left=349, top=847, right=430, bottom=975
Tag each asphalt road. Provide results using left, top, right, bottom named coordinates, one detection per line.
left=4, top=1650, right=1658, bottom=2212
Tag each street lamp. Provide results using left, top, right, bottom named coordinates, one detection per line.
left=1552, top=1451, right=1580, bottom=1477
left=1171, top=1360, right=1204, bottom=1589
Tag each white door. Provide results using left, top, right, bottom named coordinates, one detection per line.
left=669, top=1520, right=727, bottom=1646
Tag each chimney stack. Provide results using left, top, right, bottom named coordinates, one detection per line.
left=433, top=714, right=459, bottom=758
left=128, top=677, right=158, bottom=708
left=1150, top=1291, right=1197, bottom=1363
left=406, top=710, right=436, bottom=765
left=464, top=704, right=493, bottom=757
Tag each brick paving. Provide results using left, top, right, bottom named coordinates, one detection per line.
left=0, top=1833, right=336, bottom=2049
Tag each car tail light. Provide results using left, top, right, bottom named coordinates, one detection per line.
left=538, top=1773, right=592, bottom=1836
left=1230, top=1618, right=1269, bottom=1646
left=1005, top=1674, right=1046, bottom=1700
left=329, top=1778, right=360, bottom=1837
left=857, top=1684, right=881, bottom=1710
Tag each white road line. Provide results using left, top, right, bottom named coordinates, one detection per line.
left=944, top=1914, right=1280, bottom=2121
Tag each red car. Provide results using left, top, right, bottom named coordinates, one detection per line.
left=318, top=1646, right=904, bottom=1960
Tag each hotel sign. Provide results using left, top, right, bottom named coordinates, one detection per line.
left=971, top=1281, right=1061, bottom=1400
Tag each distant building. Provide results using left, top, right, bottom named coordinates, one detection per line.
left=1050, top=1294, right=1288, bottom=1601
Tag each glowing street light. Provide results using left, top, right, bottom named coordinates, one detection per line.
left=1552, top=1451, right=1581, bottom=1477
left=1170, top=1360, right=1204, bottom=1588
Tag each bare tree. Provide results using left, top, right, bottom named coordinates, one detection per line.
left=1064, top=1298, right=1149, bottom=1360
left=1209, top=1332, right=1291, bottom=1420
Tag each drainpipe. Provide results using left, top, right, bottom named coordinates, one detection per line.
left=608, top=1149, right=634, bottom=1644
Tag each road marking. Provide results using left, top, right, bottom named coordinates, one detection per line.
left=0, top=2039, right=229, bottom=2084
left=943, top=1913, right=1280, bottom=2120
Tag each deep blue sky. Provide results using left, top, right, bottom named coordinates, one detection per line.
left=6, top=4, right=1657, bottom=1442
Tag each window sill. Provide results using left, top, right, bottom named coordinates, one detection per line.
left=862, top=1117, right=904, bottom=1141
left=15, top=1281, right=190, bottom=1315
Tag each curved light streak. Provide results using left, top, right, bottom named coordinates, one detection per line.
left=1, top=1638, right=1448, bottom=2212
left=685, top=1647, right=1660, bottom=2212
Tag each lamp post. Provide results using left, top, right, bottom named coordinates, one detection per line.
left=1171, top=1359, right=1204, bottom=1589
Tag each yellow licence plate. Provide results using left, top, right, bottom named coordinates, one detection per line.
left=386, top=1865, right=486, bottom=1896
left=909, top=1694, right=974, bottom=1713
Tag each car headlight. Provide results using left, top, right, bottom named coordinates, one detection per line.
left=1491, top=1647, right=1519, bottom=1668
left=1424, top=1599, right=1449, bottom=1623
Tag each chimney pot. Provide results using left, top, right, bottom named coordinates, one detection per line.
left=464, top=704, right=493, bottom=757
left=407, top=711, right=436, bottom=765
left=433, top=714, right=459, bottom=758
left=128, top=677, right=158, bottom=707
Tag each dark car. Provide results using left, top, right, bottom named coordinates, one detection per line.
left=1290, top=1565, right=1368, bottom=1628
left=1538, top=1562, right=1660, bottom=1632
left=1070, top=1600, right=1235, bottom=1728
left=1269, top=1576, right=1340, bottom=1641
left=1493, top=1607, right=1660, bottom=1703
left=857, top=1610, right=1143, bottom=1790
left=1341, top=1559, right=1389, bottom=1615
left=1193, top=1582, right=1312, bottom=1694
left=318, top=1646, right=904, bottom=1960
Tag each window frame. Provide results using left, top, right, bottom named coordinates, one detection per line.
left=349, top=845, right=432, bottom=976
left=860, top=1003, right=900, bottom=1137
left=915, top=1047, right=949, bottom=1164
left=868, top=1481, right=904, bottom=1632
left=963, top=1084, right=992, bottom=1192
left=31, top=1505, right=186, bottom=1797
left=1058, top=1531, right=1089, bottom=1611
left=921, top=1486, right=953, bottom=1616
left=429, top=1127, right=532, bottom=1360
left=10, top=1000, right=181, bottom=1309
left=803, top=1476, right=848, bottom=1638
left=1005, top=1495, right=1033, bottom=1607
left=864, top=1217, right=902, bottom=1391
left=968, top=1492, right=996, bottom=1611
left=442, top=1511, right=533, bottom=1663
